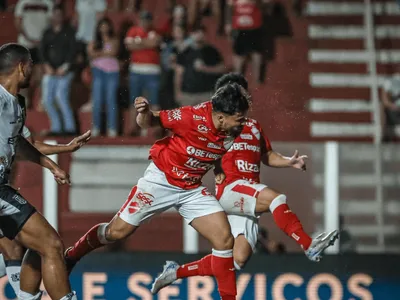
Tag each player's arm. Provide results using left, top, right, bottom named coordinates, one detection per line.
left=262, top=144, right=307, bottom=171
left=31, top=131, right=91, bottom=155
left=213, top=159, right=226, bottom=184
left=17, top=136, right=70, bottom=184
left=135, top=97, right=161, bottom=129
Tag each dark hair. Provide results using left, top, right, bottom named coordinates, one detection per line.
left=0, top=43, right=30, bottom=75
left=215, top=72, right=248, bottom=91
left=94, top=18, right=115, bottom=50
left=211, top=82, right=251, bottom=115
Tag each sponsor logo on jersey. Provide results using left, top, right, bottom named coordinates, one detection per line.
left=231, top=142, right=260, bottom=152
left=172, top=167, right=201, bottom=183
left=198, top=136, right=207, bottom=141
left=197, top=124, right=210, bottom=133
left=236, top=160, right=260, bottom=173
left=193, top=115, right=206, bottom=121
left=184, top=157, right=212, bottom=170
left=207, top=142, right=222, bottom=150
left=240, top=133, right=253, bottom=140
left=251, top=126, right=260, bottom=140
left=186, top=146, right=221, bottom=159
left=167, top=109, right=182, bottom=121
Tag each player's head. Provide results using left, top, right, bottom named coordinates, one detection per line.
left=215, top=73, right=248, bottom=92
left=211, top=82, right=251, bottom=136
left=0, top=43, right=32, bottom=88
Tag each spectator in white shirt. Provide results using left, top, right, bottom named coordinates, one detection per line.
left=14, top=0, right=53, bottom=107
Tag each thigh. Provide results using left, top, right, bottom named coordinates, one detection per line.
left=118, top=163, right=179, bottom=226
left=219, top=180, right=267, bottom=217
left=15, top=212, right=62, bottom=255
left=228, top=214, right=259, bottom=252
left=0, top=185, right=36, bottom=240
left=178, top=186, right=224, bottom=224
left=105, top=72, right=120, bottom=99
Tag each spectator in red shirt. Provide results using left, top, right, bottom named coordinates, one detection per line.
left=124, top=11, right=162, bottom=136
left=226, top=0, right=266, bottom=84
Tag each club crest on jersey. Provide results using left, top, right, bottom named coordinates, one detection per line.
left=197, top=124, right=209, bottom=133
left=240, top=133, right=253, bottom=140
left=223, top=137, right=235, bottom=150
left=251, top=126, right=260, bottom=140
left=207, top=142, right=222, bottom=150
left=167, top=109, right=182, bottom=121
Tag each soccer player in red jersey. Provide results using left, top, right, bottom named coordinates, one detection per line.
left=151, top=73, right=339, bottom=294
left=65, top=83, right=251, bottom=300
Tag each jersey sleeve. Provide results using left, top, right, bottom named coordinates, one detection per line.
left=260, top=127, right=272, bottom=154
left=159, top=106, right=192, bottom=133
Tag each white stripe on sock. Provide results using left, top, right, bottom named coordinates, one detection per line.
left=269, top=194, right=287, bottom=213
left=212, top=249, right=233, bottom=258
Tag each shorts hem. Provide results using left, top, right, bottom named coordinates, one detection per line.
left=11, top=207, right=36, bottom=240
left=119, top=213, right=141, bottom=227
left=185, top=207, right=224, bottom=225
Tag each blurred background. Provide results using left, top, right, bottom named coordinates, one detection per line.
left=1, top=0, right=400, bottom=299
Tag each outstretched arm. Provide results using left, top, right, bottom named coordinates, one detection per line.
left=29, top=130, right=91, bottom=155
left=262, top=149, right=307, bottom=171
left=17, top=136, right=71, bottom=184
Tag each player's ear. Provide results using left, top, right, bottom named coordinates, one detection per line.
left=18, top=62, right=26, bottom=78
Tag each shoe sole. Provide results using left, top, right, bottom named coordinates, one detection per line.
left=321, top=230, right=340, bottom=252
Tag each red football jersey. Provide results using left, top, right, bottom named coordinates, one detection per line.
left=149, top=102, right=235, bottom=189
left=231, top=0, right=263, bottom=30
left=221, top=118, right=272, bottom=185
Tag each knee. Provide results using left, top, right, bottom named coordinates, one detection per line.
left=233, top=257, right=247, bottom=270
left=214, top=229, right=234, bottom=250
left=105, top=223, right=131, bottom=242
left=2, top=243, right=25, bottom=261
left=41, top=235, right=64, bottom=257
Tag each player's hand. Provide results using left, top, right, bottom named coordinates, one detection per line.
left=215, top=173, right=226, bottom=184
left=67, top=130, right=91, bottom=152
left=134, top=97, right=150, bottom=113
left=52, top=167, right=71, bottom=185
left=289, top=150, right=308, bottom=171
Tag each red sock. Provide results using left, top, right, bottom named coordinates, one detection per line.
left=211, top=249, right=237, bottom=300
left=67, top=224, right=104, bottom=261
left=177, top=254, right=212, bottom=278
left=272, top=203, right=312, bottom=250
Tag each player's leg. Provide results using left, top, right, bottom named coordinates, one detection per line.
left=18, top=249, right=43, bottom=300
left=0, top=238, right=25, bottom=295
left=179, top=190, right=237, bottom=299
left=65, top=214, right=138, bottom=271
left=66, top=162, right=177, bottom=270
left=16, top=212, right=77, bottom=300
left=152, top=214, right=257, bottom=295
left=256, top=187, right=339, bottom=260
